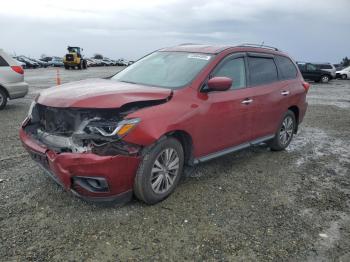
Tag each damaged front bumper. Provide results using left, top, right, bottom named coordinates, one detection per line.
left=19, top=102, right=145, bottom=203
left=20, top=128, right=140, bottom=202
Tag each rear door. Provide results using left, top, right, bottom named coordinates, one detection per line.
left=305, top=63, right=320, bottom=81
left=246, top=54, right=286, bottom=140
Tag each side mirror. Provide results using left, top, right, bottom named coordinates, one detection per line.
left=207, top=77, right=232, bottom=91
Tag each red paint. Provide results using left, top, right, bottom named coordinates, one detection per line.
left=207, top=77, right=232, bottom=91
left=20, top=128, right=140, bottom=197
left=36, top=78, right=172, bottom=108
left=11, top=65, right=24, bottom=74
left=20, top=45, right=308, bottom=202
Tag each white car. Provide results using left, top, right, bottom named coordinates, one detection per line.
left=0, top=49, right=29, bottom=109
left=336, top=66, right=350, bottom=80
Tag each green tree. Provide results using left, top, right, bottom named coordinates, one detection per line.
left=93, top=53, right=103, bottom=59
left=341, top=57, right=350, bottom=67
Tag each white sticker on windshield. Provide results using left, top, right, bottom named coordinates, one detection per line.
left=187, top=54, right=211, bottom=60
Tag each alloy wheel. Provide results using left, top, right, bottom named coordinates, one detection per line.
left=150, top=148, right=180, bottom=194
left=321, top=76, right=329, bottom=83
left=279, top=116, right=294, bottom=145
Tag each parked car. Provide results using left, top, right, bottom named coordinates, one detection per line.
left=314, top=63, right=336, bottom=79
left=14, top=59, right=26, bottom=69
left=40, top=56, right=53, bottom=63
left=99, top=58, right=113, bottom=66
left=0, top=49, right=29, bottom=109
left=336, top=66, right=350, bottom=80
left=85, top=58, right=96, bottom=67
left=20, top=44, right=309, bottom=204
left=16, top=56, right=39, bottom=69
left=51, top=57, right=64, bottom=67
left=116, top=59, right=129, bottom=66
left=296, top=62, right=332, bottom=83
left=30, top=58, right=49, bottom=68
left=90, top=58, right=103, bottom=66
left=334, top=64, right=344, bottom=71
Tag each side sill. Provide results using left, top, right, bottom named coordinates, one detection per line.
left=193, top=134, right=274, bottom=164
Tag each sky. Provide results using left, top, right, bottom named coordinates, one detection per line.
left=0, top=0, right=349, bottom=63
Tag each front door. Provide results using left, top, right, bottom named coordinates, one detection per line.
left=194, top=54, right=253, bottom=157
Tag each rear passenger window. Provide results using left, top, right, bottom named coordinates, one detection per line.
left=275, top=56, right=297, bottom=80
left=248, top=57, right=278, bottom=86
left=0, top=56, right=9, bottom=67
left=212, top=57, right=246, bottom=89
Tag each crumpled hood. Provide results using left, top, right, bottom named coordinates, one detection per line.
left=36, top=78, right=172, bottom=108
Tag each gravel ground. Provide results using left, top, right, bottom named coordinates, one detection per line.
left=0, top=68, right=349, bottom=261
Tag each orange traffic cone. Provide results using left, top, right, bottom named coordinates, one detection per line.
left=56, top=68, right=61, bottom=85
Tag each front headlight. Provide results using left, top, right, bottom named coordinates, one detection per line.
left=86, top=118, right=141, bottom=138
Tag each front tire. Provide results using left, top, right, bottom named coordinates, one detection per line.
left=341, top=74, right=347, bottom=80
left=268, top=110, right=296, bottom=151
left=134, top=137, right=184, bottom=204
left=0, top=89, right=8, bottom=110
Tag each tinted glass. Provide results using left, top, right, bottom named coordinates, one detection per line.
left=275, top=56, right=297, bottom=80
left=248, top=57, right=278, bottom=86
left=0, top=56, right=9, bottom=66
left=212, top=57, right=246, bottom=89
left=112, top=51, right=213, bottom=89
left=306, top=64, right=317, bottom=71
left=319, top=64, right=332, bottom=69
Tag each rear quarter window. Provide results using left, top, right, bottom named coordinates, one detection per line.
left=319, top=64, right=332, bottom=69
left=248, top=57, right=278, bottom=86
left=0, top=56, right=9, bottom=66
left=275, top=56, right=298, bottom=80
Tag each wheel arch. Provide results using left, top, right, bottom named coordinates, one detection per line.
left=288, top=105, right=299, bottom=133
left=0, top=84, right=10, bottom=98
left=164, top=130, right=194, bottom=166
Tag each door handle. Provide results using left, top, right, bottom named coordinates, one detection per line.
left=241, top=98, right=253, bottom=105
left=281, top=90, right=290, bottom=96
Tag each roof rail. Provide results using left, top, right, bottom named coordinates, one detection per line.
left=178, top=43, right=200, bottom=46
left=237, top=43, right=280, bottom=51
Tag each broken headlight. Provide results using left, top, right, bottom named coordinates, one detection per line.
left=85, top=118, right=141, bottom=138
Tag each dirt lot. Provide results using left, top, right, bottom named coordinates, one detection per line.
left=1, top=67, right=349, bottom=261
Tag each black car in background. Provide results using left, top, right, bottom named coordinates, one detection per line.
left=296, top=62, right=333, bottom=83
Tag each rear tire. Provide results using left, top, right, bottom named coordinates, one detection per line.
left=134, top=137, right=184, bottom=204
left=268, top=110, right=296, bottom=151
left=64, top=65, right=69, bottom=70
left=78, top=62, right=82, bottom=70
left=0, top=89, right=8, bottom=110
left=320, top=75, right=330, bottom=83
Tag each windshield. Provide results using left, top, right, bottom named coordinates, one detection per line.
left=112, top=51, right=213, bottom=89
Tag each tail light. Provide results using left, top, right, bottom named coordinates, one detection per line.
left=302, top=81, right=310, bottom=93
left=11, top=66, right=24, bottom=75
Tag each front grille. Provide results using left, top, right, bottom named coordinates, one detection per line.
left=65, top=54, right=74, bottom=61
left=32, top=104, right=122, bottom=137
left=36, top=104, right=78, bottom=136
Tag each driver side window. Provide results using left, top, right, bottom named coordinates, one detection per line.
left=212, top=57, right=246, bottom=89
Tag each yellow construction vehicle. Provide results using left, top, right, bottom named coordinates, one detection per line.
left=63, top=46, right=87, bottom=70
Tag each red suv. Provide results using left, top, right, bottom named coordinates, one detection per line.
left=20, top=44, right=309, bottom=204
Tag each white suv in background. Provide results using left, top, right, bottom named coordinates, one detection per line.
left=314, top=63, right=337, bottom=79
left=336, top=66, right=350, bottom=80
left=0, top=49, right=28, bottom=109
